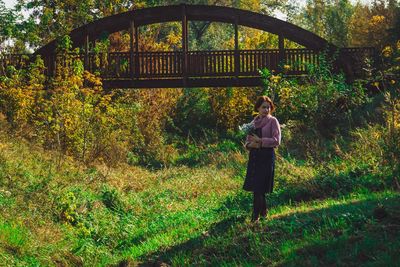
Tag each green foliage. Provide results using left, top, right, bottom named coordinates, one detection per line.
left=170, top=88, right=216, bottom=138
left=324, top=0, right=354, bottom=47
left=259, top=53, right=369, bottom=145
left=375, top=40, right=400, bottom=183
left=0, top=221, right=28, bottom=255
left=101, top=185, right=126, bottom=214
left=58, top=191, right=79, bottom=224
left=297, top=0, right=398, bottom=48
left=0, top=1, right=18, bottom=43
left=175, top=139, right=239, bottom=167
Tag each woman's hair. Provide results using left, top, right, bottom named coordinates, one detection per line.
left=254, top=96, right=275, bottom=113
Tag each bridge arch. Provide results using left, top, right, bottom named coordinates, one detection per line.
left=32, top=4, right=373, bottom=88
left=35, top=4, right=332, bottom=55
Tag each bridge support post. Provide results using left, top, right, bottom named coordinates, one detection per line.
left=130, top=20, right=135, bottom=80
left=181, top=4, right=188, bottom=87
left=278, top=34, right=285, bottom=70
left=234, top=17, right=239, bottom=80
left=84, top=34, right=90, bottom=71
left=135, top=25, right=139, bottom=79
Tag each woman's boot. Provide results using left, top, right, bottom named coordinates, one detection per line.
left=260, top=194, right=268, bottom=218
left=251, top=192, right=262, bottom=222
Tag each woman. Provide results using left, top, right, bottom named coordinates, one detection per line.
left=244, top=96, right=281, bottom=223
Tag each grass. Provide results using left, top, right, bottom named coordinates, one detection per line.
left=0, top=122, right=399, bottom=266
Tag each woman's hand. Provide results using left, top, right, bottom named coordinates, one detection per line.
left=250, top=134, right=261, bottom=144
left=247, top=141, right=261, bottom=149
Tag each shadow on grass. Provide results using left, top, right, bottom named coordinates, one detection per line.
left=132, top=191, right=400, bottom=266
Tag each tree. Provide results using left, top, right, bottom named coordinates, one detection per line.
left=0, top=1, right=19, bottom=51
left=324, top=0, right=353, bottom=47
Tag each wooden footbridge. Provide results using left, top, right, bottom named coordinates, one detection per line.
left=1, top=4, right=376, bottom=88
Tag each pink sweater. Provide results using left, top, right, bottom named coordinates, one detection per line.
left=245, top=114, right=281, bottom=149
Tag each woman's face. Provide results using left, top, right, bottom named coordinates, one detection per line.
left=258, top=101, right=270, bottom=117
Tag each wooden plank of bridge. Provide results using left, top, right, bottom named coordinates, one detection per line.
left=279, top=34, right=284, bottom=69
left=182, top=4, right=188, bottom=86
left=84, top=34, right=89, bottom=70
left=130, top=20, right=135, bottom=80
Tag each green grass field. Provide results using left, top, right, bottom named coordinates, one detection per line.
left=1, top=124, right=399, bottom=267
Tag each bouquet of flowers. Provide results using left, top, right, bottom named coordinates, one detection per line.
left=239, top=120, right=255, bottom=135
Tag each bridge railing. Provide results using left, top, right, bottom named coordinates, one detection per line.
left=339, top=47, right=376, bottom=77
left=0, top=54, right=31, bottom=75
left=1, top=47, right=376, bottom=80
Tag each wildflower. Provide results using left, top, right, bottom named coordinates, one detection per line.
left=382, top=46, right=392, bottom=58
left=283, top=65, right=291, bottom=71
left=373, top=81, right=379, bottom=88
left=390, top=80, right=396, bottom=85
left=270, top=75, right=281, bottom=83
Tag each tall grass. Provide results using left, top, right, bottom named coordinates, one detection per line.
left=0, top=107, right=399, bottom=265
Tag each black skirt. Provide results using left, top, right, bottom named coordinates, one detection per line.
left=243, top=128, right=275, bottom=194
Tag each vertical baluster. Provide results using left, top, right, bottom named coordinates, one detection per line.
left=246, top=51, right=249, bottom=73
left=215, top=51, right=218, bottom=75
left=147, top=52, right=151, bottom=77
left=257, top=51, right=260, bottom=73
left=234, top=17, right=239, bottom=78
left=163, top=52, right=166, bottom=76
left=84, top=34, right=89, bottom=71
left=305, top=49, right=308, bottom=72
left=293, top=50, right=296, bottom=73
left=168, top=51, right=175, bottom=75
left=217, top=52, right=220, bottom=74
left=269, top=51, right=272, bottom=71
left=177, top=51, right=181, bottom=75
left=167, top=52, right=170, bottom=76
left=291, top=50, right=294, bottom=72
left=243, top=51, right=247, bottom=74
left=204, top=52, right=207, bottom=75
left=240, top=51, right=243, bottom=73
left=156, top=52, right=159, bottom=76
left=159, top=52, right=162, bottom=76
left=209, top=52, right=215, bottom=74
left=181, top=4, right=188, bottom=85
left=250, top=51, right=253, bottom=73
left=216, top=51, right=218, bottom=75
left=208, top=51, right=211, bottom=75
left=248, top=51, right=252, bottom=73
left=142, top=52, right=146, bottom=77
left=256, top=51, right=259, bottom=73
left=130, top=21, right=134, bottom=79
left=252, top=51, right=258, bottom=73
left=251, top=51, right=255, bottom=73
left=171, top=52, right=174, bottom=76
left=196, top=52, right=199, bottom=75
left=199, top=52, right=202, bottom=75
left=166, top=52, right=169, bottom=76
left=196, top=52, right=199, bottom=76
left=172, top=52, right=175, bottom=76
